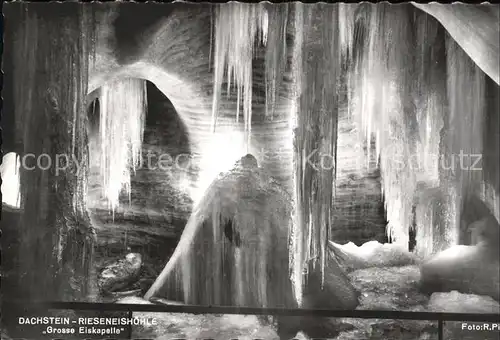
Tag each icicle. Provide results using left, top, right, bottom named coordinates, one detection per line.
left=412, top=12, right=448, bottom=257
left=290, top=3, right=305, bottom=306
left=211, top=3, right=268, bottom=148
left=339, top=4, right=358, bottom=59
left=291, top=3, right=342, bottom=303
left=264, top=4, right=289, bottom=118
left=98, top=79, right=147, bottom=212
left=440, top=34, right=486, bottom=247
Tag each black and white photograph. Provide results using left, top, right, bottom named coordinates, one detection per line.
left=1, top=2, right=499, bottom=339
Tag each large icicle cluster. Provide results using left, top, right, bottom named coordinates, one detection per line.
left=411, top=16, right=492, bottom=257
left=211, top=3, right=268, bottom=148
left=203, top=1, right=499, bottom=306
left=346, top=4, right=498, bottom=256
left=211, top=4, right=290, bottom=139
left=348, top=5, right=419, bottom=246
left=98, top=79, right=147, bottom=211
left=439, top=35, right=487, bottom=248
left=413, top=13, right=446, bottom=187
left=409, top=11, right=448, bottom=257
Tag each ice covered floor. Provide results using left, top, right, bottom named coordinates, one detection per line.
left=121, top=264, right=499, bottom=340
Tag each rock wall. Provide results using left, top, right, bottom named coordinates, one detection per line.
left=333, top=109, right=388, bottom=245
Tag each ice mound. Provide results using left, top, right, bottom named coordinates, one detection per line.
left=330, top=240, right=417, bottom=272
left=420, top=244, right=500, bottom=301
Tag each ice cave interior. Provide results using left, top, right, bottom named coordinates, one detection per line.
left=1, top=2, right=499, bottom=340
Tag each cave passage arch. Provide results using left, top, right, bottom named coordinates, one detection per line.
left=88, top=61, right=255, bottom=204
left=88, top=62, right=206, bottom=200
left=86, top=78, right=195, bottom=205
left=86, top=79, right=197, bottom=282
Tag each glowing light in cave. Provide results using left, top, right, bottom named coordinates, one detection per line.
left=0, top=152, right=21, bottom=209
left=191, top=131, right=247, bottom=204
left=178, top=177, right=191, bottom=194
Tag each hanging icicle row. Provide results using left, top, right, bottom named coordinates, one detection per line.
left=98, top=79, right=147, bottom=212
left=211, top=3, right=268, bottom=150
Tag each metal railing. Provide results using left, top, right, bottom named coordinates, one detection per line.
left=4, top=301, right=500, bottom=340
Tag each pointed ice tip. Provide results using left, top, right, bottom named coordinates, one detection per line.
left=238, top=154, right=259, bottom=169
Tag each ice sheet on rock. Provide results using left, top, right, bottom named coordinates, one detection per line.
left=0, top=153, right=21, bottom=209
left=144, top=158, right=296, bottom=309
left=349, top=266, right=429, bottom=311
left=419, top=244, right=500, bottom=301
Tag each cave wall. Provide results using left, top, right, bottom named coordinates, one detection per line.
left=333, top=108, right=388, bottom=245
left=414, top=3, right=499, bottom=85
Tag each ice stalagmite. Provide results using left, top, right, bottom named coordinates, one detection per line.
left=211, top=3, right=268, bottom=148
left=145, top=157, right=296, bottom=309
left=146, top=5, right=299, bottom=308
left=290, top=3, right=305, bottom=305
left=98, top=79, right=147, bottom=212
